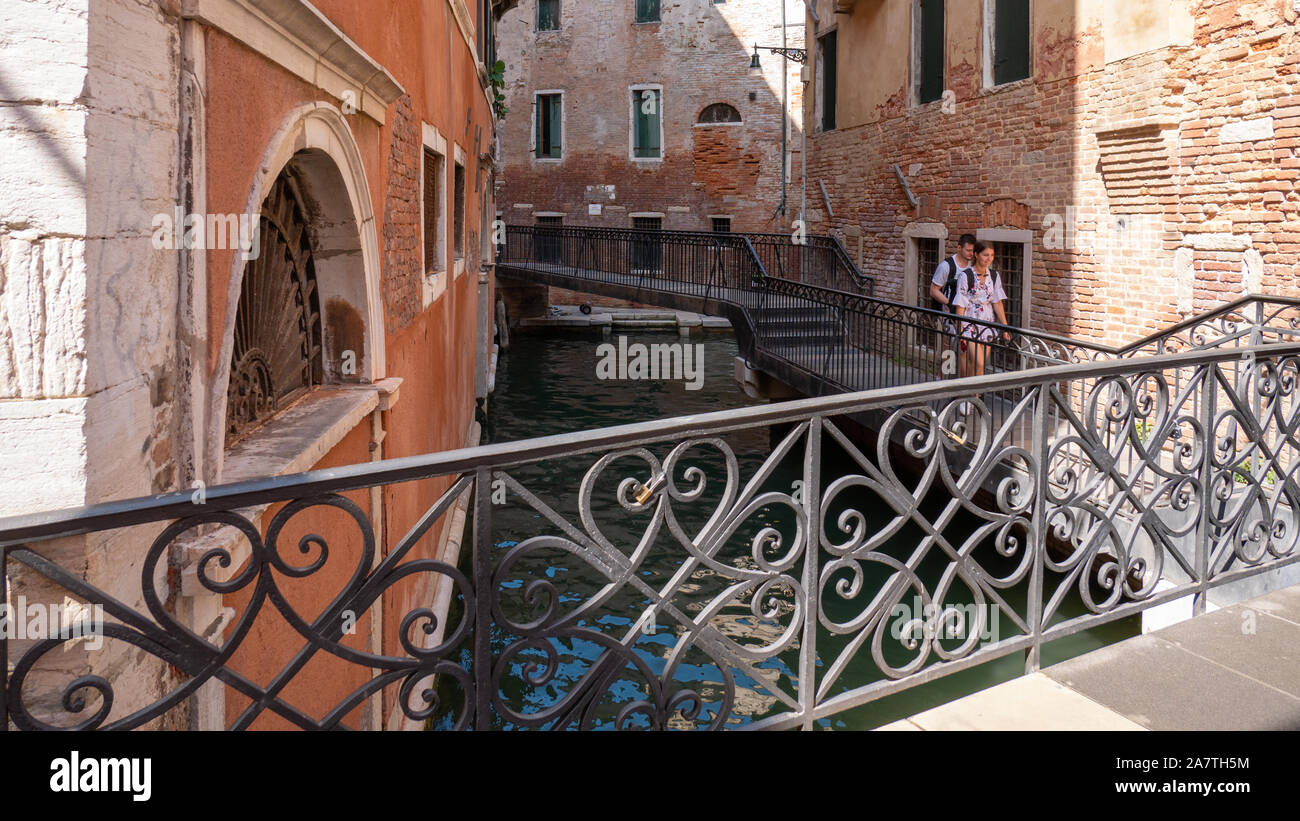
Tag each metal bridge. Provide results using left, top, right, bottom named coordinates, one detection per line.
left=3, top=224, right=1299, bottom=730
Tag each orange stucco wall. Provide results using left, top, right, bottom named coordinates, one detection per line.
left=206, top=0, right=496, bottom=727
left=222, top=422, right=374, bottom=730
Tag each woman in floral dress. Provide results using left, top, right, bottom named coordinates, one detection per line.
left=953, top=241, right=1012, bottom=380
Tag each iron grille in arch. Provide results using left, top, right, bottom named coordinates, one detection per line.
left=225, top=171, right=323, bottom=447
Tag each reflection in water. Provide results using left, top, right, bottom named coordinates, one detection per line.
left=472, top=330, right=1138, bottom=730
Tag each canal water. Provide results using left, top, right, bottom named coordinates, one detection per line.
left=470, top=328, right=1139, bottom=730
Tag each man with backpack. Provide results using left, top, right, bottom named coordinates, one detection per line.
left=928, top=233, right=977, bottom=376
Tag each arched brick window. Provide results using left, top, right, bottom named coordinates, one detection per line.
left=697, top=103, right=741, bottom=124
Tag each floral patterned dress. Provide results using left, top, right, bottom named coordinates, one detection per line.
left=953, top=268, right=1008, bottom=342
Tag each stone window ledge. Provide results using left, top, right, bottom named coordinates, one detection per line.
left=424, top=270, right=448, bottom=307
left=979, top=76, right=1035, bottom=97
left=179, top=378, right=401, bottom=596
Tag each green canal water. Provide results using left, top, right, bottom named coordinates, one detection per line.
left=472, top=328, right=1140, bottom=730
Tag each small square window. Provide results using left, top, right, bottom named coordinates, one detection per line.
left=635, top=0, right=660, bottom=23
left=631, top=216, right=662, bottom=272
left=711, top=217, right=731, bottom=233
left=420, top=127, right=450, bottom=306
left=538, top=0, right=559, bottom=31
left=423, top=148, right=446, bottom=278
left=990, top=240, right=1024, bottom=326
left=915, top=236, right=941, bottom=306
left=536, top=215, right=562, bottom=264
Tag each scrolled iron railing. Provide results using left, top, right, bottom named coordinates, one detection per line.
left=499, top=226, right=1300, bottom=439
left=499, top=224, right=768, bottom=302
left=737, top=231, right=875, bottom=295
left=3, top=340, right=1298, bottom=730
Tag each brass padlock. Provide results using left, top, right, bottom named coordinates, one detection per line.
left=634, top=473, right=665, bottom=504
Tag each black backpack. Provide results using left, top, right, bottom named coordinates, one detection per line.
left=933, top=258, right=975, bottom=314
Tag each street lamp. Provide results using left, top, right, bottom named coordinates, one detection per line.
left=749, top=44, right=808, bottom=67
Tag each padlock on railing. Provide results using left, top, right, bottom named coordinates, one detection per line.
left=633, top=472, right=666, bottom=505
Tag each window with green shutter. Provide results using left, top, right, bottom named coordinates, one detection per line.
left=632, top=89, right=661, bottom=159
left=635, top=0, right=660, bottom=23
left=917, top=0, right=945, bottom=104
left=537, top=0, right=559, bottom=31
left=818, top=31, right=837, bottom=132
left=992, top=0, right=1030, bottom=86
left=535, top=93, right=562, bottom=159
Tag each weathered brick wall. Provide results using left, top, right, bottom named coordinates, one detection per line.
left=547, top=286, right=655, bottom=309
left=805, top=0, right=1300, bottom=348
left=383, top=94, right=422, bottom=333
left=495, top=0, right=806, bottom=234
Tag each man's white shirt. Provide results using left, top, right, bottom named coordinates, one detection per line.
left=931, top=254, right=970, bottom=293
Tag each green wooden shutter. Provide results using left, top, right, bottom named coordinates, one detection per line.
left=820, top=31, right=837, bottom=131
left=538, top=0, right=558, bottom=31
left=534, top=96, right=543, bottom=158
left=549, top=94, right=562, bottom=157
left=919, top=0, right=944, bottom=104
left=993, top=0, right=1030, bottom=85
left=636, top=0, right=660, bottom=23
left=534, top=97, right=541, bottom=158
left=646, top=91, right=660, bottom=157
left=633, top=90, right=660, bottom=158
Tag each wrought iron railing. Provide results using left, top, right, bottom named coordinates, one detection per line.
left=4, top=340, right=1298, bottom=730
left=500, top=224, right=1122, bottom=434
left=1116, top=295, right=1300, bottom=357
left=737, top=231, right=875, bottom=295
left=499, top=225, right=767, bottom=301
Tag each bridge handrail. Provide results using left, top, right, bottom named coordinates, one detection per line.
left=504, top=225, right=1300, bottom=363
left=4, top=322, right=1298, bottom=730
left=1115, top=294, right=1300, bottom=357
left=757, top=275, right=1116, bottom=362
left=2, top=340, right=1296, bottom=544
left=735, top=231, right=875, bottom=295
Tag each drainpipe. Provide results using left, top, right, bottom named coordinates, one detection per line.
left=364, top=379, right=401, bottom=729
left=366, top=408, right=385, bottom=731
left=781, top=0, right=788, bottom=218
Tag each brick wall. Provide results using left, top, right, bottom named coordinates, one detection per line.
left=383, top=94, right=422, bottom=333
left=805, top=0, right=1300, bottom=348
left=547, top=286, right=656, bottom=309
left=495, top=0, right=806, bottom=234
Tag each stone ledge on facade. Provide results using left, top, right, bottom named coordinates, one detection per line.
left=178, top=378, right=402, bottom=596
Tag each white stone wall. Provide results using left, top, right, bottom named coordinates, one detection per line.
left=1, top=0, right=182, bottom=512
left=1, top=0, right=186, bottom=729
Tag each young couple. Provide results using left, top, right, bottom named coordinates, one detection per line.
left=928, top=233, right=1011, bottom=379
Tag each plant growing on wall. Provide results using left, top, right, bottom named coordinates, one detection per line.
left=489, top=60, right=508, bottom=119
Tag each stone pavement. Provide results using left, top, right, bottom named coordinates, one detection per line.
left=877, top=584, right=1300, bottom=731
